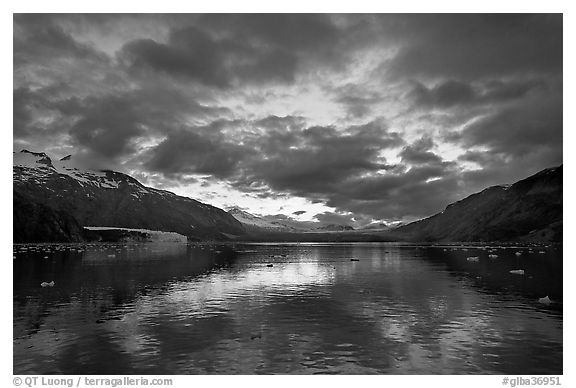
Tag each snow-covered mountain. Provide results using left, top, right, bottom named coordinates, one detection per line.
left=228, top=207, right=286, bottom=230
left=359, top=222, right=391, bottom=231
left=227, top=206, right=310, bottom=232
left=227, top=206, right=356, bottom=232
left=358, top=221, right=406, bottom=231
left=13, top=150, right=245, bottom=240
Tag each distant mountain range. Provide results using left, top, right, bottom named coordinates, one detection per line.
left=13, top=150, right=245, bottom=241
left=227, top=207, right=305, bottom=232
left=13, top=149, right=562, bottom=243
left=397, top=165, right=562, bottom=242
left=227, top=206, right=355, bottom=232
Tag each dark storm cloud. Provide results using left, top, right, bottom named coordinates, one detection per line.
left=143, top=116, right=451, bottom=219
left=410, top=78, right=549, bottom=108
left=281, top=135, right=467, bottom=220
left=202, top=14, right=340, bottom=52
left=389, top=14, right=562, bottom=220
left=120, top=31, right=302, bottom=87
left=445, top=95, right=563, bottom=193
left=238, top=120, right=404, bottom=197
left=120, top=26, right=230, bottom=88
left=456, top=147, right=562, bottom=197
left=13, top=14, right=563, bottom=223
left=119, top=14, right=371, bottom=88
left=410, top=80, right=476, bottom=108
left=238, top=120, right=470, bottom=220
left=144, top=117, right=403, bottom=189
left=13, top=86, right=84, bottom=148
left=145, top=121, right=248, bottom=178
left=119, top=22, right=295, bottom=87
left=449, top=96, right=562, bottom=158
left=388, top=14, right=562, bottom=79
left=67, top=96, right=145, bottom=158
left=195, top=13, right=348, bottom=67
left=14, top=84, right=231, bottom=159
left=399, top=137, right=443, bottom=165
left=13, top=87, right=39, bottom=138
left=316, top=160, right=462, bottom=221
left=14, top=14, right=106, bottom=64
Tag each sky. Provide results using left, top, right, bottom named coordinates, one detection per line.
left=13, top=14, right=563, bottom=226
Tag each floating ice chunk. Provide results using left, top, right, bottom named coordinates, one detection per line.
left=538, top=296, right=551, bottom=304
left=509, top=269, right=525, bottom=275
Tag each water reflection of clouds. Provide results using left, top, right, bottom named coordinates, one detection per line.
left=14, top=244, right=563, bottom=374
left=164, top=257, right=336, bottom=314
left=105, top=311, right=161, bottom=357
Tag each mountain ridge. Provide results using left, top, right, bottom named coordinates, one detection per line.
left=396, top=165, right=563, bottom=242
left=13, top=150, right=245, bottom=240
left=13, top=149, right=562, bottom=243
left=227, top=206, right=357, bottom=232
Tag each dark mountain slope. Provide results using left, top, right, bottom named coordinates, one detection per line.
left=397, top=165, right=562, bottom=242
left=13, top=150, right=245, bottom=240
left=13, top=191, right=87, bottom=243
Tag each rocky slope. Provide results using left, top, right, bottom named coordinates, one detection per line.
left=13, top=150, right=245, bottom=240
left=13, top=190, right=88, bottom=243
left=397, top=165, right=562, bottom=242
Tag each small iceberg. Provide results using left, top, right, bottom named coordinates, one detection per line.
left=466, top=256, right=479, bottom=262
left=509, top=269, right=525, bottom=275
left=40, top=281, right=55, bottom=287
left=538, top=296, right=552, bottom=304
left=488, top=254, right=499, bottom=259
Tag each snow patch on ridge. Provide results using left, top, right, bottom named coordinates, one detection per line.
left=14, top=151, right=122, bottom=189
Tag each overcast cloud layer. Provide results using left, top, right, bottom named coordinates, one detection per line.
left=13, top=14, right=563, bottom=225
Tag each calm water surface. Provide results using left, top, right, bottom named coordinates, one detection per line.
left=13, top=242, right=562, bottom=374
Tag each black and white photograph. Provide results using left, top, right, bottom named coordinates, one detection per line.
left=11, top=10, right=566, bottom=380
